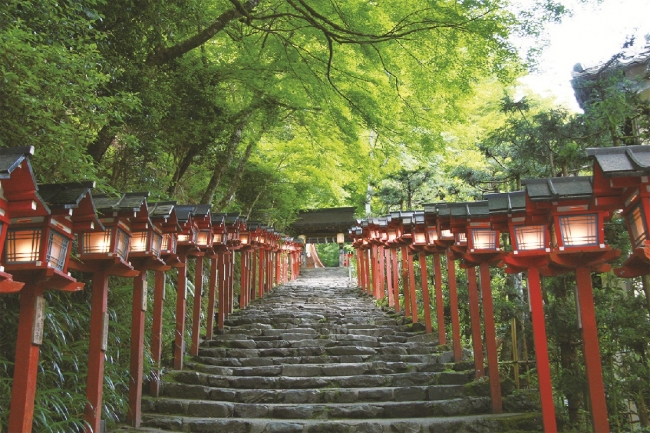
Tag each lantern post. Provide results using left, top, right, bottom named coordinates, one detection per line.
left=209, top=213, right=227, bottom=336
left=147, top=202, right=181, bottom=398
left=66, top=191, right=141, bottom=432
left=3, top=152, right=87, bottom=432
left=423, top=204, right=453, bottom=355
left=449, top=201, right=504, bottom=413
left=29, top=182, right=115, bottom=433
left=225, top=214, right=242, bottom=313
left=440, top=203, right=484, bottom=375
left=172, top=206, right=201, bottom=370
left=118, top=193, right=171, bottom=427
left=486, top=190, right=558, bottom=432
left=385, top=215, right=403, bottom=312
left=412, top=211, right=433, bottom=334
left=185, top=205, right=212, bottom=357
left=522, top=176, right=619, bottom=433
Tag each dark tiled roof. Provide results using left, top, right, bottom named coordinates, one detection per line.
left=522, top=177, right=593, bottom=201
left=175, top=205, right=195, bottom=222
left=448, top=201, right=489, bottom=218
left=587, top=145, right=650, bottom=176
left=149, top=201, right=176, bottom=219
left=484, top=191, right=526, bottom=214
left=292, top=207, right=357, bottom=227
left=38, top=182, right=95, bottom=210
left=0, top=146, right=33, bottom=179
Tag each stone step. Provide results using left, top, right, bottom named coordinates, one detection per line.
left=141, top=412, right=542, bottom=433
left=185, top=360, right=452, bottom=377
left=146, top=384, right=467, bottom=405
left=192, top=352, right=460, bottom=367
left=161, top=370, right=472, bottom=394
left=196, top=344, right=439, bottom=359
left=143, top=397, right=494, bottom=420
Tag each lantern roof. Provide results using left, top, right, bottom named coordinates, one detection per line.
left=174, top=205, right=196, bottom=223
left=586, top=145, right=650, bottom=177
left=211, top=212, right=226, bottom=227
left=0, top=146, right=50, bottom=217
left=484, top=191, right=526, bottom=215
left=522, top=177, right=593, bottom=202
left=93, top=192, right=149, bottom=217
left=413, top=211, right=425, bottom=225
left=448, top=201, right=490, bottom=218
left=148, top=201, right=180, bottom=233
left=224, top=213, right=240, bottom=225
left=38, top=181, right=104, bottom=232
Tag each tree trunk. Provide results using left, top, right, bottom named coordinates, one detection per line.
left=146, top=0, right=262, bottom=66
left=87, top=124, right=117, bottom=163
left=167, top=146, right=200, bottom=197
left=200, top=116, right=250, bottom=205
left=215, top=139, right=256, bottom=209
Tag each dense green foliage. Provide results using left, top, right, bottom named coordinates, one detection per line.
left=1, top=0, right=650, bottom=430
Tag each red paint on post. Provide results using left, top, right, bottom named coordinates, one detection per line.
left=446, top=249, right=462, bottom=362
left=433, top=253, right=446, bottom=345
left=401, top=248, right=411, bottom=318
left=206, top=258, right=218, bottom=340
left=84, top=272, right=109, bottom=431
left=407, top=252, right=418, bottom=323
left=392, top=249, right=400, bottom=313
left=150, top=271, right=165, bottom=397
left=418, top=251, right=433, bottom=333
left=190, top=255, right=204, bottom=356
left=527, top=267, right=558, bottom=433
left=575, top=266, right=611, bottom=433
left=479, top=262, right=502, bottom=414
left=128, top=270, right=147, bottom=427
left=466, top=267, right=484, bottom=378
left=174, top=258, right=187, bottom=370
left=8, top=285, right=45, bottom=433
left=385, top=248, right=394, bottom=307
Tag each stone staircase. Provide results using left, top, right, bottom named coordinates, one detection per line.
left=140, top=268, right=541, bottom=433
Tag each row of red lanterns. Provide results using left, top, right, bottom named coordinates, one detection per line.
left=0, top=147, right=304, bottom=432
left=349, top=145, right=650, bottom=433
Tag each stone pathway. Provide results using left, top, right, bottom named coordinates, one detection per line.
left=116, top=268, right=541, bottom=433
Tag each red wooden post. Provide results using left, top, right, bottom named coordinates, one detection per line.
left=251, top=250, right=257, bottom=300
left=479, top=262, right=502, bottom=414
left=369, top=245, right=376, bottom=297
left=407, top=251, right=418, bottom=323
left=226, top=253, right=233, bottom=315
left=466, top=267, right=484, bottom=378
left=391, top=249, right=400, bottom=313
left=527, top=267, right=558, bottom=433
left=378, top=245, right=386, bottom=298
left=275, top=251, right=281, bottom=285
left=446, top=249, right=462, bottom=362
left=258, top=249, right=264, bottom=298
left=173, top=256, right=187, bottom=370
left=8, top=285, right=45, bottom=433
left=433, top=253, right=446, bottom=345
left=362, top=249, right=369, bottom=292
left=190, top=255, right=204, bottom=356
left=84, top=273, right=109, bottom=430
left=217, top=254, right=225, bottom=330
left=206, top=258, right=218, bottom=340
left=150, top=271, right=165, bottom=397
left=385, top=247, right=394, bottom=307
left=575, top=266, right=610, bottom=433
left=418, top=251, right=433, bottom=333
left=127, top=270, right=147, bottom=427
left=401, top=247, right=411, bottom=317
left=240, top=252, right=247, bottom=308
